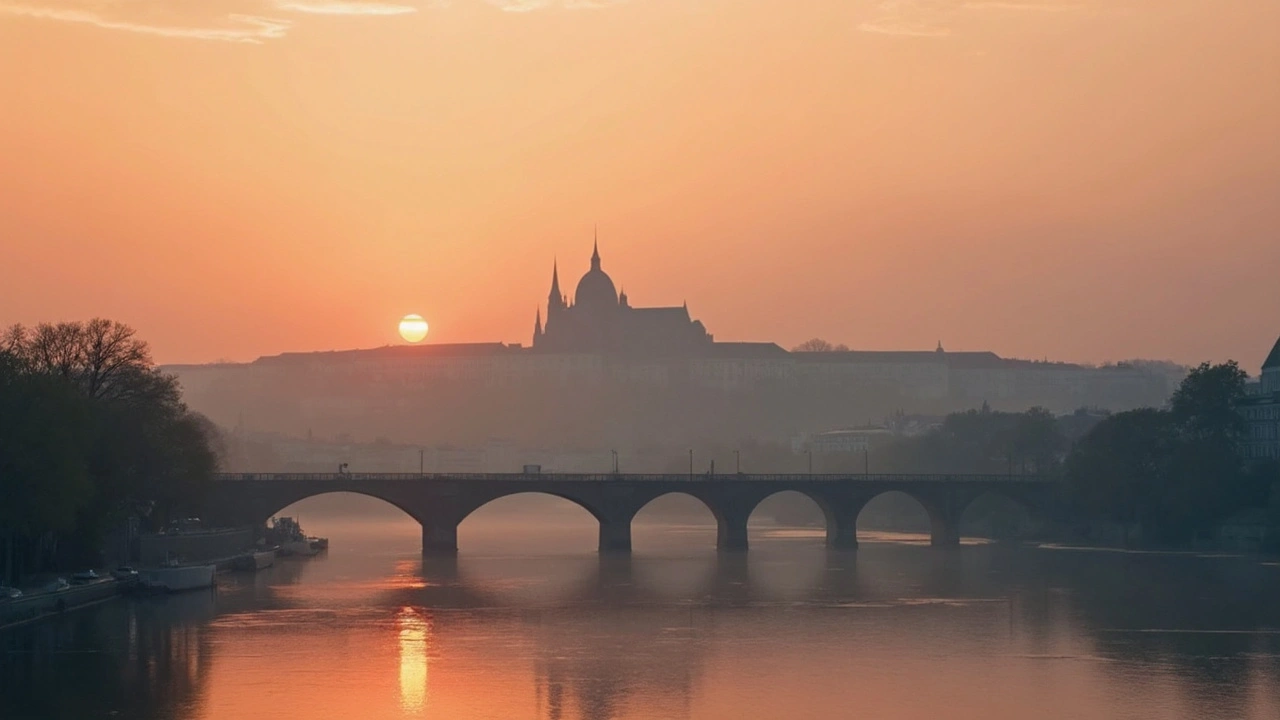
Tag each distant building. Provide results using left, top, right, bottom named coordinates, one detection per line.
left=160, top=243, right=1179, bottom=438
left=533, top=240, right=713, bottom=355
left=1243, top=335, right=1280, bottom=462
left=802, top=426, right=895, bottom=455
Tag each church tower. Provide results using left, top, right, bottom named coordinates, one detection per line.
left=548, top=260, right=565, bottom=312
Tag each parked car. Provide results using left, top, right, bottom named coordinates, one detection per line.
left=70, top=570, right=100, bottom=584
left=0, top=585, right=22, bottom=600
left=44, top=578, right=70, bottom=592
left=110, top=567, right=139, bottom=581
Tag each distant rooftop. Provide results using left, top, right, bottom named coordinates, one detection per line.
left=253, top=343, right=517, bottom=364
left=1264, top=335, right=1280, bottom=370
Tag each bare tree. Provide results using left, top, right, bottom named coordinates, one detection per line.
left=81, top=318, right=151, bottom=400
left=4, top=319, right=153, bottom=400
left=791, top=338, right=850, bottom=352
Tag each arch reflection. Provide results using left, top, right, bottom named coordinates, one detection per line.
left=397, top=607, right=432, bottom=714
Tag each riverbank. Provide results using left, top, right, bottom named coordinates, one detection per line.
left=0, top=577, right=131, bottom=630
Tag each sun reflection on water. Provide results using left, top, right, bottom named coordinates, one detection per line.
left=397, top=607, right=431, bottom=714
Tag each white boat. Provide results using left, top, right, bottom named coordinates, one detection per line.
left=232, top=550, right=275, bottom=572
left=280, top=540, right=317, bottom=557
left=139, top=565, right=216, bottom=592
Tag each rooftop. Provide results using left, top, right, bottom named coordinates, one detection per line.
left=1264, top=335, right=1280, bottom=370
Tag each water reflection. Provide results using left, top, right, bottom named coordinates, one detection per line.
left=3, top=528, right=1280, bottom=720
left=397, top=607, right=431, bottom=714
left=0, top=590, right=217, bottom=720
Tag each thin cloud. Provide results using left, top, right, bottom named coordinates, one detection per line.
left=275, top=1, right=418, bottom=15
left=485, top=0, right=627, bottom=11
left=486, top=0, right=552, bottom=11
left=963, top=1, right=1084, bottom=11
left=0, top=0, right=423, bottom=44
left=0, top=3, right=291, bottom=43
left=858, top=20, right=953, bottom=37
left=859, top=0, right=1088, bottom=39
left=859, top=0, right=955, bottom=38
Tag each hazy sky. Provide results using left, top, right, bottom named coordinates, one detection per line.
left=2, top=0, right=1277, bottom=368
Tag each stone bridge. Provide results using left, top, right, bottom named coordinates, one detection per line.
left=205, top=473, right=1064, bottom=554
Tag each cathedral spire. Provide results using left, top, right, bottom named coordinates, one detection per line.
left=591, top=227, right=601, bottom=270
left=533, top=307, right=543, bottom=344
left=548, top=259, right=563, bottom=309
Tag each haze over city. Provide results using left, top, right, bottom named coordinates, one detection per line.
left=4, top=3, right=1280, bottom=720
left=3, top=0, right=1278, bottom=366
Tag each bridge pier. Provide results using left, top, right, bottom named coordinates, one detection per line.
left=422, top=521, right=458, bottom=555
left=826, top=516, right=858, bottom=550
left=930, top=522, right=961, bottom=547
left=598, top=517, right=632, bottom=553
left=717, top=511, right=750, bottom=552
left=928, top=513, right=961, bottom=547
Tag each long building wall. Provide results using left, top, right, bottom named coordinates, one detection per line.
left=165, top=347, right=1174, bottom=417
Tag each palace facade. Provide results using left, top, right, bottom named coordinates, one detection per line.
left=1244, top=336, right=1280, bottom=461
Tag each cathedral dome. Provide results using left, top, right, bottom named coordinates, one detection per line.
left=574, top=242, right=618, bottom=310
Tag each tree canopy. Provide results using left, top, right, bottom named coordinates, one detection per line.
left=791, top=338, right=850, bottom=352
left=0, top=319, right=220, bottom=577
left=1066, top=361, right=1265, bottom=545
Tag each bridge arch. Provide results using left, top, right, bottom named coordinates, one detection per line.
left=854, top=489, right=945, bottom=546
left=957, top=489, right=1039, bottom=541
left=455, top=491, right=609, bottom=555
left=457, top=491, right=608, bottom=525
left=630, top=491, right=721, bottom=552
left=747, top=490, right=834, bottom=548
left=206, top=480, right=431, bottom=531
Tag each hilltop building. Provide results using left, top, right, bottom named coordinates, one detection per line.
left=161, top=240, right=1179, bottom=437
left=1243, top=335, right=1280, bottom=461
left=533, top=240, right=712, bottom=355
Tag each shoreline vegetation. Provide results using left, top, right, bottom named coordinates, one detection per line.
left=1, top=319, right=219, bottom=587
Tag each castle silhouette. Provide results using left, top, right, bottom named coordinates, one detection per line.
left=533, top=238, right=713, bottom=355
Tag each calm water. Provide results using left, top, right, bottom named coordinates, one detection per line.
left=3, top=514, right=1280, bottom=720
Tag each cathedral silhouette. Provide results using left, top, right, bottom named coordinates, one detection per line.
left=533, top=238, right=714, bottom=355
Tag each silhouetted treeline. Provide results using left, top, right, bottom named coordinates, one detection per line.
left=1066, top=361, right=1278, bottom=546
left=0, top=320, right=219, bottom=583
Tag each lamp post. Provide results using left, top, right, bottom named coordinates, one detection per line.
left=864, top=447, right=869, bottom=476
left=419, top=448, right=424, bottom=475
left=688, top=449, right=694, bottom=480
left=734, top=449, right=740, bottom=474
left=806, top=449, right=813, bottom=476
left=611, top=449, right=619, bottom=474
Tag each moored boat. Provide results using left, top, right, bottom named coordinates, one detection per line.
left=138, top=564, right=216, bottom=592
left=279, top=540, right=317, bottom=557
left=231, top=550, right=276, bottom=572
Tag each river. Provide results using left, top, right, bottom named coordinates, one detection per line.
left=2, top=507, right=1279, bottom=720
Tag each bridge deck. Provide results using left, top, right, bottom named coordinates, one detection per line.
left=215, top=472, right=1057, bottom=483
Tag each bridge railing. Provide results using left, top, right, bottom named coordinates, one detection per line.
left=213, top=472, right=1059, bottom=483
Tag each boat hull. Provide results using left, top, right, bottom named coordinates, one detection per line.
left=232, top=550, right=275, bottom=572
left=139, top=565, right=216, bottom=592
left=279, top=541, right=317, bottom=557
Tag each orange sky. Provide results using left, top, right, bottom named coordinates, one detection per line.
left=1, top=0, right=1277, bottom=368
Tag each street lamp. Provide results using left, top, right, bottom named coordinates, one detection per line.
left=611, top=449, right=619, bottom=474
left=734, top=449, right=741, bottom=474
left=419, top=448, right=424, bottom=475
left=805, top=449, right=812, bottom=476
left=688, top=449, right=694, bottom=479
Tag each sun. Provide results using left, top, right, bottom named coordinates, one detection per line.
left=398, top=314, right=428, bottom=343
